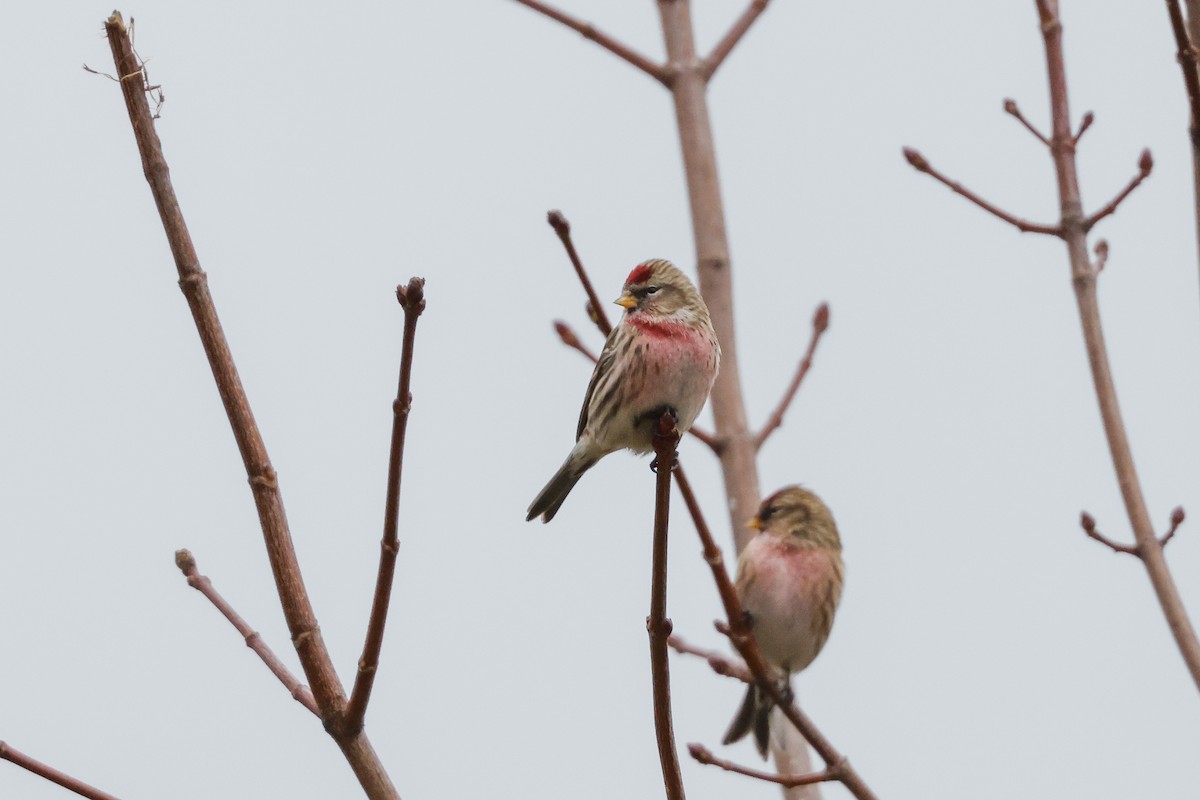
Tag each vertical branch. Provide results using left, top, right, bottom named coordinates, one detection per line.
left=344, top=278, right=427, bottom=732
left=1035, top=0, right=1200, bottom=689
left=649, top=415, right=686, bottom=800
left=1166, top=0, right=1200, bottom=281
left=656, top=2, right=760, bottom=554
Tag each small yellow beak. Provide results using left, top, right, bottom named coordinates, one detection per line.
left=614, top=292, right=637, bottom=309
left=747, top=515, right=762, bottom=531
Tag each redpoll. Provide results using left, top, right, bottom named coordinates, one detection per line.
left=526, top=259, right=720, bottom=523
left=723, top=486, right=844, bottom=758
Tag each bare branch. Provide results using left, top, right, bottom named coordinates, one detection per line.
left=1080, top=511, right=1140, bottom=555
left=1003, top=98, right=1050, bottom=146
left=176, top=549, right=319, bottom=715
left=345, top=277, right=427, bottom=733
left=1033, top=0, right=1200, bottom=690
left=104, top=13, right=400, bottom=796
left=755, top=303, right=830, bottom=450
left=0, top=742, right=123, bottom=800
left=688, top=743, right=842, bottom=788
left=547, top=210, right=613, bottom=336
left=554, top=320, right=599, bottom=363
left=902, top=147, right=1062, bottom=236
left=668, top=634, right=752, bottom=682
left=511, top=0, right=670, bottom=86
left=649, top=413, right=685, bottom=800
left=701, top=1, right=772, bottom=81
left=1083, top=149, right=1153, bottom=232
left=1166, top=0, right=1200, bottom=147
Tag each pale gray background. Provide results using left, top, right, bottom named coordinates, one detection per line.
left=3, top=2, right=1198, bottom=798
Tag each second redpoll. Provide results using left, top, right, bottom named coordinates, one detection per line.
left=723, top=485, right=845, bottom=758
left=526, top=258, right=720, bottom=523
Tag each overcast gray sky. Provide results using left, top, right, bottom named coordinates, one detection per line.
left=3, top=2, right=1199, bottom=798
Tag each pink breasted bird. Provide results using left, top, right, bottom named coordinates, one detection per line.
left=526, top=259, right=720, bottom=523
left=723, top=485, right=844, bottom=758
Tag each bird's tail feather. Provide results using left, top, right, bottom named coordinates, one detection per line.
left=526, top=454, right=595, bottom=523
left=722, top=684, right=773, bottom=759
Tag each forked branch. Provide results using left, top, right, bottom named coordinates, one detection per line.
left=547, top=210, right=613, bottom=336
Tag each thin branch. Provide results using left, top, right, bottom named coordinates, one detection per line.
left=1074, top=111, right=1095, bottom=144
left=668, top=634, right=752, bottom=682
left=0, top=742, right=123, bottom=800
left=1081, top=508, right=1186, bottom=555
left=701, top=0, right=771, bottom=81
left=1166, top=0, right=1200, bottom=147
left=175, top=549, right=319, bottom=716
left=649, top=413, right=686, bottom=800
left=511, top=0, right=670, bottom=86
left=755, top=303, right=830, bottom=450
left=1003, top=98, right=1050, bottom=146
left=1034, top=0, right=1200, bottom=690
left=344, top=277, right=427, bottom=733
left=552, top=317, right=722, bottom=453
left=1083, top=149, right=1154, bottom=232
left=902, top=147, right=1062, bottom=236
left=1161, top=506, right=1187, bottom=548
left=554, top=320, right=599, bottom=363
left=688, top=743, right=841, bottom=788
left=547, top=210, right=613, bottom=336
left=1079, top=511, right=1139, bottom=555
left=104, top=13, right=399, bottom=797
left=672, top=468, right=878, bottom=800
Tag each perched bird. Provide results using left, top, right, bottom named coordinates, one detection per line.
left=723, top=486, right=844, bottom=758
left=526, top=259, right=720, bottom=523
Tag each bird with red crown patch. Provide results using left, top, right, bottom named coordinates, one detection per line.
left=527, top=259, right=720, bottom=523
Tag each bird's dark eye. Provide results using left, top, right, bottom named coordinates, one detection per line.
left=645, top=286, right=659, bottom=295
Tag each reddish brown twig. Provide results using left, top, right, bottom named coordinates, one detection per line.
left=104, top=13, right=399, bottom=797
left=1003, top=98, right=1050, bottom=146
left=649, top=414, right=686, bottom=800
left=702, top=0, right=772, bottom=81
left=755, top=303, right=830, bottom=450
left=903, top=148, right=1062, bottom=236
left=554, top=320, right=599, bottom=363
left=1166, top=0, right=1200, bottom=147
left=175, top=549, right=319, bottom=716
left=1084, top=150, right=1154, bottom=232
left=511, top=0, right=669, bottom=86
left=0, top=741, right=123, bottom=800
left=668, top=634, right=752, bottom=682
left=344, top=278, right=426, bottom=733
left=1074, top=111, right=1095, bottom=144
left=547, top=211, right=613, bottom=336
left=1080, top=508, right=1186, bottom=556
left=671, top=467, right=878, bottom=800
left=688, top=742, right=842, bottom=788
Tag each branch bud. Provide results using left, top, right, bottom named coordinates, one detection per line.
left=1171, top=506, right=1185, bottom=526
left=1138, top=148, right=1154, bottom=175
left=175, top=548, right=196, bottom=574
left=1003, top=98, right=1019, bottom=116
left=1080, top=511, right=1096, bottom=532
left=902, top=147, right=930, bottom=173
left=547, top=209, right=570, bottom=236
left=812, top=302, right=830, bottom=334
